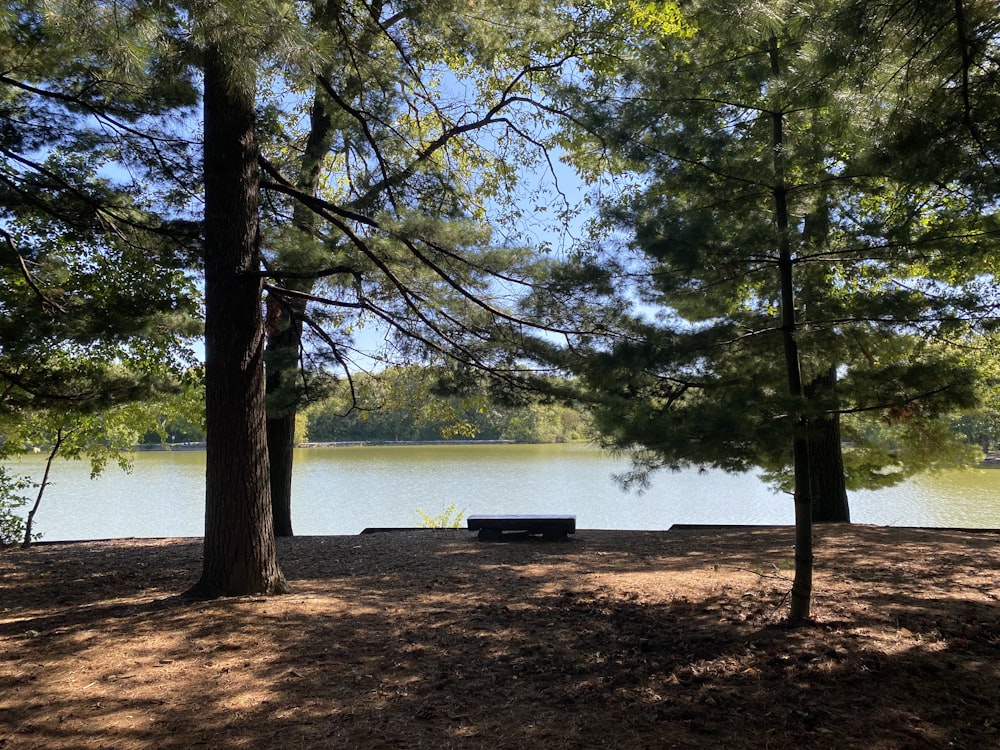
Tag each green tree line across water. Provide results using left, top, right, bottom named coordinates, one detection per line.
left=137, top=367, right=594, bottom=446
left=137, top=365, right=1000, bottom=453
left=303, top=368, right=593, bottom=445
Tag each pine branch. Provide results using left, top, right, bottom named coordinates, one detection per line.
left=0, top=229, right=67, bottom=313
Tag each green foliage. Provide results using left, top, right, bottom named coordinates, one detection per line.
left=0, top=7, right=203, bottom=467
left=0, top=210, right=201, bottom=414
left=0, top=6, right=204, bottom=508
left=0, top=1, right=201, bottom=228
left=252, top=0, right=622, bottom=532
left=0, top=1, right=205, bottom=550
left=305, top=366, right=594, bottom=444
left=414, top=503, right=466, bottom=529
left=139, top=380, right=208, bottom=445
left=0, top=468, right=34, bottom=548
left=943, top=334, right=1000, bottom=455
left=549, top=0, right=997, bottom=496
left=951, top=411, right=1000, bottom=454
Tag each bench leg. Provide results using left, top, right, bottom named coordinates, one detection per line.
left=477, top=528, right=502, bottom=541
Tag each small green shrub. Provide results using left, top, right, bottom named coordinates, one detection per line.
left=415, top=503, right=466, bottom=529
left=0, top=468, right=35, bottom=549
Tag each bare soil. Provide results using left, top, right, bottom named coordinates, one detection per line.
left=2, top=524, right=999, bottom=749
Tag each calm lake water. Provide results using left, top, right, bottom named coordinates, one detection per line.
left=9, top=443, right=1000, bottom=541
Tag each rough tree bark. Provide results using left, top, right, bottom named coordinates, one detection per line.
left=188, top=43, right=289, bottom=597
left=805, top=367, right=851, bottom=523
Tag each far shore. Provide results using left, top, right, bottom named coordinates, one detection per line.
left=126, top=442, right=1000, bottom=467
left=133, top=439, right=522, bottom=451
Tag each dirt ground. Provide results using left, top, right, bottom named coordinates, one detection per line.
left=1, top=524, right=999, bottom=749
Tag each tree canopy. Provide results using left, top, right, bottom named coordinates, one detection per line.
left=0, top=1, right=204, bottom=549
left=548, top=0, right=994, bottom=485
left=245, top=0, right=620, bottom=534
left=0, top=5, right=201, bottom=426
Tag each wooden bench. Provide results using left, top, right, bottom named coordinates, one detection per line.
left=467, top=514, right=576, bottom=541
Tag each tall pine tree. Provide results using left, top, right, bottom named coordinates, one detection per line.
left=551, top=0, right=996, bottom=619
left=256, top=0, right=606, bottom=535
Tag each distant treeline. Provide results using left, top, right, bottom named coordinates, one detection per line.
left=304, top=367, right=593, bottom=444
left=141, top=366, right=593, bottom=446
left=140, top=363, right=1000, bottom=452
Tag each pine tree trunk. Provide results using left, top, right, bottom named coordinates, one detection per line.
left=770, top=39, right=813, bottom=622
left=265, top=299, right=306, bottom=537
left=266, top=410, right=297, bottom=537
left=265, top=91, right=336, bottom=537
left=805, top=368, right=851, bottom=523
left=188, top=44, right=289, bottom=598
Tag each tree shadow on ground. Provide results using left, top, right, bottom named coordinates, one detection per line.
left=2, top=526, right=998, bottom=749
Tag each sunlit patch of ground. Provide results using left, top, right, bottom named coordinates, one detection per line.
left=2, top=525, right=999, bottom=749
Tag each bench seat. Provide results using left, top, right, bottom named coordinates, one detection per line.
left=467, top=514, right=576, bottom=541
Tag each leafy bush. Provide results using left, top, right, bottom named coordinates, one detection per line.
left=0, top=468, right=35, bottom=549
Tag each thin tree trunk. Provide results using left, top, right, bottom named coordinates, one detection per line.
left=21, top=428, right=63, bottom=548
left=188, top=43, right=289, bottom=598
left=770, top=39, right=813, bottom=622
left=805, top=367, right=851, bottom=523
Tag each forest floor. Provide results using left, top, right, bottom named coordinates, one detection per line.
left=2, top=524, right=999, bottom=749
